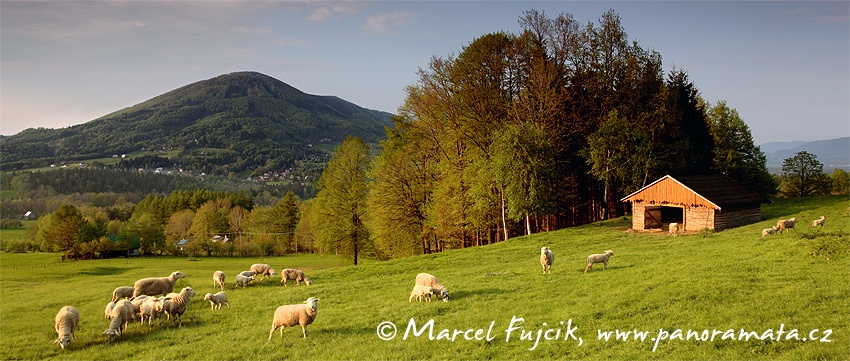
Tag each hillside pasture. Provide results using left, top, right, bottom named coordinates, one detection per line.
left=0, top=196, right=847, bottom=360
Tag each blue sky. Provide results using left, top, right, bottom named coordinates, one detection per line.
left=1, top=1, right=848, bottom=145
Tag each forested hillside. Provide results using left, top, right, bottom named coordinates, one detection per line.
left=0, top=71, right=393, bottom=175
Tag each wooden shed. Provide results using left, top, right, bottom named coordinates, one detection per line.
left=621, top=174, right=769, bottom=232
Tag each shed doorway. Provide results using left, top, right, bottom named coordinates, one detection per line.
left=643, top=205, right=684, bottom=230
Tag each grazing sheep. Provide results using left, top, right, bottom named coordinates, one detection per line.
left=409, top=285, right=438, bottom=302
left=539, top=247, right=554, bottom=274
left=139, top=297, right=165, bottom=329
left=584, top=250, right=614, bottom=273
left=415, top=273, right=449, bottom=302
left=250, top=264, right=278, bottom=281
left=163, top=287, right=196, bottom=328
left=111, top=286, right=134, bottom=302
left=235, top=274, right=254, bottom=288
left=104, top=301, right=116, bottom=319
left=669, top=223, right=679, bottom=235
left=204, top=292, right=230, bottom=310
left=812, top=216, right=825, bottom=227
left=280, top=269, right=313, bottom=286
left=103, top=299, right=133, bottom=343
left=268, top=297, right=319, bottom=339
left=132, top=271, right=186, bottom=298
left=238, top=270, right=257, bottom=278
left=53, top=306, right=80, bottom=349
left=776, top=217, right=798, bottom=233
left=129, top=295, right=149, bottom=322
left=213, top=271, right=226, bottom=291
left=762, top=226, right=780, bottom=237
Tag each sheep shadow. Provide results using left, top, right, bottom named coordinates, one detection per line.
left=80, top=267, right=131, bottom=276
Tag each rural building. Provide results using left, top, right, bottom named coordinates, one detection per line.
left=621, top=174, right=769, bottom=232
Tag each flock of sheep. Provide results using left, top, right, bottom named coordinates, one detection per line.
left=762, top=215, right=825, bottom=237
left=53, top=214, right=825, bottom=349
left=53, top=263, right=316, bottom=349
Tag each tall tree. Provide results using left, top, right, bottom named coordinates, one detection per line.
left=706, top=100, right=777, bottom=196
left=367, top=120, right=437, bottom=257
left=189, top=198, right=232, bottom=255
left=313, top=136, right=371, bottom=265
left=781, top=151, right=831, bottom=197
left=491, top=122, right=556, bottom=234
left=273, top=191, right=300, bottom=253
left=664, top=70, right=714, bottom=174
left=38, top=204, right=87, bottom=259
left=584, top=110, right=652, bottom=219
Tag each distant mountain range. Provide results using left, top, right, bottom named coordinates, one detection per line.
left=0, top=72, right=393, bottom=175
left=761, top=137, right=849, bottom=172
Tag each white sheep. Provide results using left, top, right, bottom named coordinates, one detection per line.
left=669, top=223, right=679, bottom=235
left=776, top=217, right=798, bottom=233
left=812, top=216, right=825, bottom=227
left=250, top=264, right=278, bottom=281
left=139, top=297, right=165, bottom=329
left=54, top=306, right=80, bottom=349
left=111, top=286, right=134, bottom=302
left=280, top=269, right=312, bottom=286
left=235, top=274, right=254, bottom=288
left=213, top=270, right=226, bottom=291
left=129, top=295, right=149, bottom=322
left=238, top=270, right=258, bottom=278
left=104, top=301, right=115, bottom=319
left=584, top=250, right=614, bottom=273
left=204, top=291, right=230, bottom=310
left=132, top=271, right=186, bottom=298
left=762, top=226, right=779, bottom=237
left=268, top=297, right=319, bottom=339
left=415, top=273, right=449, bottom=302
left=409, top=285, right=438, bottom=302
left=163, top=287, right=196, bottom=328
left=539, top=247, right=554, bottom=274
left=103, top=299, right=133, bottom=343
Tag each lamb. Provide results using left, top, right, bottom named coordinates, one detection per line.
left=268, top=297, right=319, bottom=339
left=280, top=268, right=313, bottom=286
left=238, top=270, right=257, bottom=278
left=111, top=286, right=134, bottom=302
left=584, top=250, right=614, bottom=273
left=129, top=295, right=149, bottom=322
left=776, top=217, right=797, bottom=233
left=103, top=299, right=133, bottom=343
left=204, top=291, right=230, bottom=310
left=132, top=271, right=186, bottom=298
left=414, top=273, right=449, bottom=302
left=53, top=306, right=80, bottom=349
left=235, top=274, right=254, bottom=288
left=250, top=263, right=278, bottom=281
left=409, top=285, right=438, bottom=302
left=104, top=301, right=115, bottom=319
left=139, top=297, right=165, bottom=329
left=163, top=287, right=196, bottom=328
left=762, top=226, right=779, bottom=237
left=812, top=216, right=825, bottom=227
left=669, top=223, right=679, bottom=235
left=213, top=270, right=226, bottom=291
left=539, top=247, right=554, bottom=274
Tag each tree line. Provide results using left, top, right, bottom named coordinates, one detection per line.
left=4, top=9, right=849, bottom=262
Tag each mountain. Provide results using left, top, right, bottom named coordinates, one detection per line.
left=762, top=137, right=850, bottom=171
left=0, top=71, right=394, bottom=174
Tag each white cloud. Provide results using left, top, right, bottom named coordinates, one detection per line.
left=362, top=12, right=417, bottom=35
left=307, top=1, right=366, bottom=21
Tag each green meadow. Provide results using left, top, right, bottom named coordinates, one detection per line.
left=1, top=196, right=847, bottom=360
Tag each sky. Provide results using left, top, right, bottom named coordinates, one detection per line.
left=1, top=1, right=848, bottom=145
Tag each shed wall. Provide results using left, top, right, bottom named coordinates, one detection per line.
left=715, top=207, right=762, bottom=231
left=684, top=206, right=714, bottom=231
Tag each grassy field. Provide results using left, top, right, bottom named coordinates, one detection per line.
left=1, top=196, right=847, bottom=360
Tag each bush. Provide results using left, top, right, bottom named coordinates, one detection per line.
left=0, top=219, right=23, bottom=229
left=2, top=239, right=39, bottom=253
